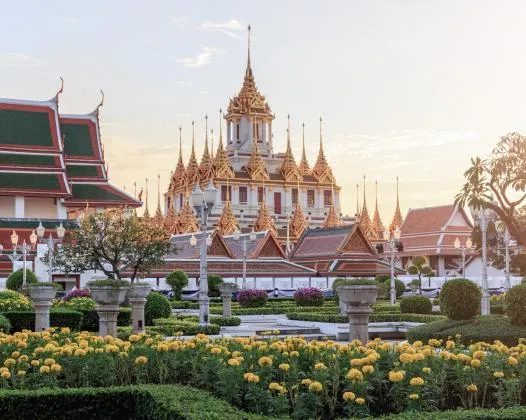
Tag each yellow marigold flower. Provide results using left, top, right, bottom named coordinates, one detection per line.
left=466, top=384, right=478, bottom=392
left=135, top=356, right=148, bottom=365
left=314, top=362, right=327, bottom=370
left=17, top=341, right=27, bottom=349
left=362, top=365, right=374, bottom=374
left=446, top=340, right=455, bottom=349
left=351, top=358, right=364, bottom=366
left=290, top=351, right=299, bottom=357
left=4, top=358, right=16, bottom=368
left=389, top=370, right=405, bottom=383
left=247, top=374, right=259, bottom=383
left=347, top=368, right=364, bottom=382
left=409, top=377, right=424, bottom=386
left=308, top=381, right=323, bottom=392
left=343, top=391, right=356, bottom=401
left=40, top=366, right=50, bottom=374
left=355, top=397, right=365, bottom=405
left=50, top=364, right=62, bottom=373
left=11, top=351, right=20, bottom=359
left=19, top=355, right=28, bottom=362
left=145, top=338, right=153, bottom=346
left=399, top=353, right=414, bottom=363
left=269, top=382, right=281, bottom=391
left=95, top=348, right=104, bottom=354
left=413, top=352, right=425, bottom=361
left=228, top=358, right=240, bottom=367
left=243, top=372, right=252, bottom=380
left=301, top=378, right=312, bottom=386
left=30, top=360, right=40, bottom=367
left=508, top=357, right=519, bottom=366
left=409, top=393, right=419, bottom=400
left=279, top=363, right=290, bottom=371
left=494, top=371, right=505, bottom=378
left=17, top=370, right=26, bottom=377
left=258, top=356, right=273, bottom=367
left=44, top=358, right=55, bottom=367
left=470, top=359, right=481, bottom=368
left=157, top=344, right=169, bottom=352
left=0, top=371, right=10, bottom=380
left=423, top=367, right=431, bottom=374
left=210, top=347, right=222, bottom=355
left=128, top=335, right=140, bottom=342
left=473, top=351, right=486, bottom=360
left=119, top=352, right=128, bottom=358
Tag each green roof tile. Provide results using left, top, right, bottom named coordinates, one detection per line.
left=61, top=123, right=94, bottom=157
left=0, top=173, right=61, bottom=190
left=0, top=153, right=56, bottom=166
left=66, top=165, right=99, bottom=177
left=71, top=184, right=123, bottom=201
left=0, top=110, right=53, bottom=147
left=0, top=218, right=78, bottom=229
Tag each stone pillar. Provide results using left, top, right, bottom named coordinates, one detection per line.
left=218, top=283, right=238, bottom=318
left=97, top=306, right=120, bottom=337
left=29, top=285, right=57, bottom=332
left=89, top=286, right=129, bottom=337
left=336, top=285, right=378, bottom=343
left=14, top=196, right=25, bottom=218
left=128, top=284, right=151, bottom=333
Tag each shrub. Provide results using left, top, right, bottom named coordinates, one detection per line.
left=400, top=295, right=432, bottom=314
left=86, top=279, right=130, bottom=288
left=53, top=297, right=96, bottom=311
left=0, top=314, right=11, bottom=332
left=64, top=288, right=91, bottom=300
left=147, top=321, right=220, bottom=336
left=210, top=316, right=241, bottom=326
left=1, top=309, right=82, bottom=332
left=236, top=289, right=267, bottom=308
left=145, top=292, right=171, bottom=326
left=207, top=275, right=224, bottom=298
left=286, top=312, right=445, bottom=324
left=505, top=283, right=526, bottom=326
left=440, top=278, right=481, bottom=320
left=293, top=287, right=324, bottom=307
left=165, top=270, right=188, bottom=300
left=0, top=291, right=32, bottom=311
left=375, top=274, right=390, bottom=283
left=6, top=269, right=37, bottom=291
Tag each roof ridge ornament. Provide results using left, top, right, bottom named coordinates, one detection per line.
left=213, top=109, right=234, bottom=179
left=298, top=122, right=310, bottom=176
left=311, top=116, right=335, bottom=184
left=372, top=180, right=385, bottom=239
left=279, top=114, right=301, bottom=182
left=390, top=176, right=404, bottom=234
left=49, top=76, right=64, bottom=104
left=89, top=89, right=105, bottom=117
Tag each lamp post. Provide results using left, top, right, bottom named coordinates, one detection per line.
left=234, top=229, right=257, bottom=289
left=472, top=209, right=490, bottom=315
left=382, top=226, right=402, bottom=306
left=36, top=222, right=66, bottom=283
left=503, top=228, right=512, bottom=291
left=454, top=236, right=473, bottom=277
left=190, top=181, right=217, bottom=326
left=0, top=230, right=38, bottom=288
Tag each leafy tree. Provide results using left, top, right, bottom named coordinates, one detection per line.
left=207, top=275, right=224, bottom=298
left=52, top=209, right=171, bottom=281
left=456, top=132, right=526, bottom=245
left=6, top=269, right=38, bottom=291
left=407, top=256, right=432, bottom=294
left=166, top=270, right=188, bottom=300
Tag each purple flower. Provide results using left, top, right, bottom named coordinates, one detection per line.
left=237, top=289, right=268, bottom=308
left=64, top=288, right=91, bottom=301
left=294, top=287, right=323, bottom=307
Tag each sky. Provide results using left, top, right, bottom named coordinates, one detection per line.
left=2, top=0, right=526, bottom=223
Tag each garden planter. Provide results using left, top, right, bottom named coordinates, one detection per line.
left=218, top=283, right=238, bottom=318
left=28, top=285, right=57, bottom=332
left=89, top=286, right=129, bottom=337
left=336, top=285, right=378, bottom=343
left=128, top=284, right=151, bottom=333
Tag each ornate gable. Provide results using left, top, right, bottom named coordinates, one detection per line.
left=340, top=227, right=374, bottom=254
left=213, top=120, right=235, bottom=179
left=208, top=231, right=234, bottom=258
left=217, top=198, right=238, bottom=236
left=323, top=204, right=340, bottom=228
left=178, top=195, right=199, bottom=233
left=253, top=201, right=275, bottom=234
left=252, top=232, right=285, bottom=258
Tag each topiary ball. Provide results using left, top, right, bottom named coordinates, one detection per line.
left=0, top=314, right=11, bottom=333
left=400, top=295, right=432, bottom=314
left=144, top=292, right=171, bottom=326
left=379, top=278, right=406, bottom=298
left=440, top=278, right=481, bottom=320
left=6, top=269, right=38, bottom=291
left=505, top=284, right=526, bottom=326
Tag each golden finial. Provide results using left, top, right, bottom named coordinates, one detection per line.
left=210, top=128, right=214, bottom=160
left=372, top=180, right=384, bottom=239
left=390, top=176, right=404, bottom=233
left=143, top=177, right=150, bottom=219
left=247, top=24, right=251, bottom=67
left=134, top=182, right=137, bottom=199
left=319, top=117, right=323, bottom=148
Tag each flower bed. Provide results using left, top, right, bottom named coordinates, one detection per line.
left=0, top=330, right=525, bottom=417
left=237, top=289, right=268, bottom=308
left=294, top=287, right=324, bottom=307
left=286, top=312, right=446, bottom=324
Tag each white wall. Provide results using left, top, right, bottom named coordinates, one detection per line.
left=0, top=196, right=15, bottom=217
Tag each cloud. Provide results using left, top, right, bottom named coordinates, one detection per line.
left=172, top=16, right=188, bottom=27
left=200, top=19, right=244, bottom=38
left=175, top=46, right=224, bottom=68
left=63, top=17, right=78, bottom=24
left=0, top=52, right=43, bottom=68
left=174, top=80, right=194, bottom=87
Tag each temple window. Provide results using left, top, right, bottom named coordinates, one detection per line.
left=256, top=123, right=259, bottom=140
left=307, top=190, right=315, bottom=207
left=292, top=188, right=298, bottom=205
left=236, top=123, right=240, bottom=139
left=221, top=186, right=232, bottom=202
left=257, top=187, right=265, bottom=202
left=239, top=186, right=248, bottom=204
left=324, top=190, right=332, bottom=206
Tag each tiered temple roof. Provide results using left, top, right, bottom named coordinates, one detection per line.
left=371, top=181, right=385, bottom=240
left=170, top=127, right=186, bottom=190
left=253, top=200, right=276, bottom=234
left=311, top=118, right=335, bottom=184
left=185, top=122, right=200, bottom=187
left=323, top=203, right=340, bottom=228
left=298, top=123, right=311, bottom=177
left=198, top=116, right=213, bottom=184
left=217, top=188, right=238, bottom=235
left=177, top=194, right=199, bottom=233
left=279, top=116, right=302, bottom=182
left=213, top=112, right=235, bottom=179
left=246, top=135, right=269, bottom=180
left=390, top=177, right=404, bottom=233
left=289, top=202, right=306, bottom=239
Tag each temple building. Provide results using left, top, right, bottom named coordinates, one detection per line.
left=164, top=27, right=342, bottom=237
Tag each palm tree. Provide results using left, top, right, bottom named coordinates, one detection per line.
left=407, top=256, right=433, bottom=294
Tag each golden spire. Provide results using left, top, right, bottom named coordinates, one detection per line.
left=246, top=24, right=253, bottom=80
left=359, top=175, right=371, bottom=230
left=164, top=198, right=179, bottom=235
left=253, top=199, right=276, bottom=234
left=280, top=114, right=301, bottom=182
left=355, top=183, right=360, bottom=220
left=217, top=181, right=238, bottom=235
left=210, top=128, right=214, bottom=160
left=323, top=203, right=340, bottom=228
left=298, top=122, right=310, bottom=176
left=171, top=126, right=186, bottom=191
left=178, top=191, right=200, bottom=233
left=199, top=115, right=213, bottom=184
left=143, top=178, right=150, bottom=219
left=390, top=176, right=404, bottom=233
left=214, top=109, right=235, bottom=179
left=289, top=201, right=306, bottom=239
left=186, top=121, right=200, bottom=187
left=372, top=180, right=384, bottom=239
left=311, top=117, right=335, bottom=184
left=153, top=174, right=163, bottom=224
left=246, top=117, right=269, bottom=180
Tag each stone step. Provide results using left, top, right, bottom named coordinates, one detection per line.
left=255, top=327, right=321, bottom=336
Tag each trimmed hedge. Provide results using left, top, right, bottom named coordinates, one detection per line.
left=0, top=384, right=275, bottom=420
left=0, top=313, right=11, bottom=332
left=406, top=315, right=526, bottom=346
left=145, top=293, right=171, bottom=326
left=1, top=309, right=82, bottom=331
left=6, top=268, right=37, bottom=291
left=147, top=322, right=220, bottom=336
left=286, top=312, right=446, bottom=323
left=440, top=278, right=481, bottom=320
left=377, top=407, right=526, bottom=419
left=505, top=283, right=526, bottom=325
left=155, top=315, right=241, bottom=327
left=400, top=295, right=432, bottom=314
left=76, top=308, right=132, bottom=331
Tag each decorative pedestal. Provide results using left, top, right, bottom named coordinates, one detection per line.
left=336, top=285, right=378, bottom=343
left=339, top=299, right=347, bottom=316
left=218, top=283, right=238, bottom=318
left=128, top=284, right=151, bottom=333
left=89, top=286, right=129, bottom=337
left=29, top=285, right=57, bottom=332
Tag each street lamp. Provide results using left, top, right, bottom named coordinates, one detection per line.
left=454, top=236, right=473, bottom=277
left=381, top=226, right=403, bottom=306
left=471, top=208, right=492, bottom=315
left=36, top=222, right=66, bottom=283
left=234, top=229, right=257, bottom=289
left=190, top=181, right=217, bottom=326
left=0, top=230, right=39, bottom=288
left=495, top=223, right=515, bottom=291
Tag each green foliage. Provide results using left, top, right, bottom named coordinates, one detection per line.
left=165, top=270, right=188, bottom=300
left=207, top=275, right=224, bottom=298
left=153, top=315, right=240, bottom=327
left=0, top=385, right=273, bottom=420
left=340, top=278, right=377, bottom=286
left=147, top=321, right=220, bottom=336
left=375, top=274, right=390, bottom=283
left=86, top=279, right=130, bottom=288
left=440, top=278, right=481, bottom=320
left=407, top=256, right=432, bottom=292
left=144, top=292, right=171, bottom=326
left=378, top=278, right=406, bottom=299
left=1, top=309, right=82, bottom=332
left=406, top=315, right=526, bottom=346
left=286, top=312, right=445, bottom=323
left=400, top=296, right=432, bottom=314
left=378, top=406, right=526, bottom=419
left=505, top=283, right=526, bottom=326
left=210, top=316, right=241, bottom=326
left=53, top=297, right=96, bottom=311
left=6, top=269, right=37, bottom=291
left=0, top=314, right=11, bottom=332
left=0, top=290, right=32, bottom=311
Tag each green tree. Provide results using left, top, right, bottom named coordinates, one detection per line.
left=166, top=270, right=188, bottom=300
left=6, top=269, right=38, bottom=291
left=207, top=275, right=224, bottom=298
left=456, top=132, right=526, bottom=245
left=407, top=256, right=432, bottom=294
left=52, top=209, right=171, bottom=281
